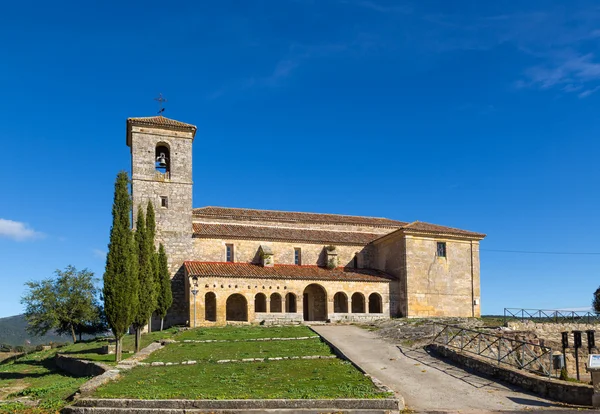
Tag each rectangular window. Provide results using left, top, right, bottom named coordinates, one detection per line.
left=436, top=242, right=447, bottom=258
left=294, top=248, right=301, bottom=265
left=353, top=255, right=358, bottom=268
left=226, top=244, right=234, bottom=262
left=160, top=196, right=168, bottom=208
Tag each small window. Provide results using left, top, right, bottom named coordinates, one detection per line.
left=160, top=196, right=168, bottom=208
left=436, top=242, right=447, bottom=258
left=226, top=244, right=234, bottom=262
left=294, top=248, right=301, bottom=265
left=353, top=255, right=358, bottom=268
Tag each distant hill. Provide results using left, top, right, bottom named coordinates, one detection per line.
left=0, top=314, right=72, bottom=347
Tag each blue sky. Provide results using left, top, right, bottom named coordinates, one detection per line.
left=1, top=0, right=600, bottom=318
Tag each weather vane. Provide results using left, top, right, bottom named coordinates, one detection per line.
left=154, top=93, right=167, bottom=115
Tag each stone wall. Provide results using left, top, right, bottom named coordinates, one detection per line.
left=55, top=354, right=109, bottom=377
left=193, top=238, right=367, bottom=268
left=507, top=321, right=599, bottom=381
left=404, top=236, right=479, bottom=317
left=130, top=125, right=195, bottom=326
left=428, top=344, right=593, bottom=406
left=370, top=235, right=406, bottom=316
left=187, top=276, right=391, bottom=326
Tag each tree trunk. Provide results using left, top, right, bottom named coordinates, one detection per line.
left=160, top=318, right=164, bottom=331
left=70, top=324, right=77, bottom=343
left=115, top=337, right=122, bottom=362
left=148, top=317, right=152, bottom=333
left=135, top=327, right=141, bottom=353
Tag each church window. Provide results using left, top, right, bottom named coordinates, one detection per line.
left=294, top=248, right=301, bottom=265
left=353, top=254, right=358, bottom=268
left=226, top=244, right=234, bottom=262
left=160, top=196, right=168, bottom=208
left=436, top=242, right=447, bottom=258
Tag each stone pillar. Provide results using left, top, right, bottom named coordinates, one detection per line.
left=327, top=299, right=334, bottom=319
left=590, top=370, right=600, bottom=407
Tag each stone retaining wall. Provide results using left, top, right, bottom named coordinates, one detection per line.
left=427, top=344, right=593, bottom=406
left=69, top=397, right=401, bottom=411
left=55, top=354, right=109, bottom=377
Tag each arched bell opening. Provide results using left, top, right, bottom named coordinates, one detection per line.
left=155, top=143, right=171, bottom=176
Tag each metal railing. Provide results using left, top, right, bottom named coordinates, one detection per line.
left=432, top=324, right=554, bottom=377
left=504, top=308, right=600, bottom=325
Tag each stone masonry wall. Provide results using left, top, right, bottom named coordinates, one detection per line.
left=404, top=236, right=480, bottom=317
left=370, top=236, right=406, bottom=316
left=193, top=238, right=367, bottom=268
left=507, top=321, right=599, bottom=380
left=130, top=125, right=194, bottom=326
left=187, top=276, right=391, bottom=326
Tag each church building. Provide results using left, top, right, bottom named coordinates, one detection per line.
left=126, top=116, right=485, bottom=327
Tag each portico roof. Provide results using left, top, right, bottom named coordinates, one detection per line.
left=184, top=261, right=395, bottom=283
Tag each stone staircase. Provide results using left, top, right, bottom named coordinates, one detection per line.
left=62, top=398, right=401, bottom=413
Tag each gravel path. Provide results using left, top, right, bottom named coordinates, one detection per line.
left=312, top=325, right=576, bottom=413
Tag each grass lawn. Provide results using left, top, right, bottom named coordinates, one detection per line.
left=145, top=338, right=331, bottom=363
left=94, top=359, right=386, bottom=400
left=175, top=325, right=315, bottom=341
left=56, top=328, right=180, bottom=365
left=0, top=348, right=88, bottom=413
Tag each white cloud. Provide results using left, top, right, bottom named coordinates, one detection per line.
left=92, top=249, right=107, bottom=259
left=0, top=219, right=44, bottom=241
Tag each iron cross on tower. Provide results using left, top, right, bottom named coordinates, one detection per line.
left=154, top=93, right=167, bottom=115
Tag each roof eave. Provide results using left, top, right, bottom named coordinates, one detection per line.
left=370, top=228, right=486, bottom=245
left=126, top=117, right=197, bottom=147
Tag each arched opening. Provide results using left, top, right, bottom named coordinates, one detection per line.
left=270, top=293, right=282, bottom=313
left=285, top=293, right=297, bottom=313
left=333, top=292, right=348, bottom=313
left=254, top=293, right=267, bottom=312
left=204, top=292, right=216, bottom=322
left=226, top=294, right=248, bottom=321
left=303, top=284, right=328, bottom=321
left=351, top=293, right=365, bottom=313
left=155, top=143, right=171, bottom=176
left=369, top=293, right=383, bottom=314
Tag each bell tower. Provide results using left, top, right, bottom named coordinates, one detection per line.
left=126, top=115, right=197, bottom=326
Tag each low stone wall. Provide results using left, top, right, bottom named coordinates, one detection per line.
left=330, top=313, right=386, bottom=323
left=506, top=321, right=597, bottom=381
left=55, top=354, right=109, bottom=377
left=255, top=312, right=304, bottom=324
left=69, top=397, right=401, bottom=411
left=427, top=344, right=593, bottom=406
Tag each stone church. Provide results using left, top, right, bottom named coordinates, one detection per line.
left=126, top=115, right=485, bottom=328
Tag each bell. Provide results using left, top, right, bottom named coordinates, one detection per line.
left=156, top=153, right=168, bottom=168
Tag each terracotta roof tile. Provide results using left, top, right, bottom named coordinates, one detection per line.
left=193, top=206, right=406, bottom=227
left=193, top=223, right=381, bottom=245
left=184, top=261, right=395, bottom=282
left=128, top=115, right=197, bottom=130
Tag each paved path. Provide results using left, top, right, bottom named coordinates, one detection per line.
left=312, top=325, right=581, bottom=413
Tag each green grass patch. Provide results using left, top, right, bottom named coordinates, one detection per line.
left=0, top=348, right=88, bottom=413
left=146, top=338, right=332, bottom=363
left=174, top=325, right=315, bottom=341
left=57, top=328, right=180, bottom=365
left=94, top=359, right=386, bottom=400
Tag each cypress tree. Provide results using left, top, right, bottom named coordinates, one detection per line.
left=156, top=243, right=172, bottom=331
left=103, top=172, right=138, bottom=362
left=146, top=201, right=158, bottom=332
left=133, top=206, right=156, bottom=352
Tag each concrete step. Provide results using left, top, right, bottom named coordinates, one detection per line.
left=63, top=408, right=396, bottom=414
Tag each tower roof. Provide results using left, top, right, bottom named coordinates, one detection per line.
left=126, top=116, right=197, bottom=146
